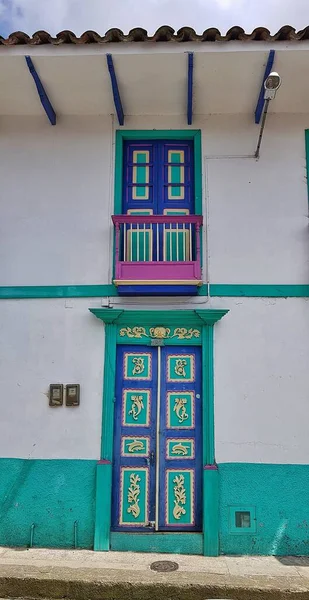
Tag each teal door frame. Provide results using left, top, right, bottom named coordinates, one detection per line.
left=89, top=308, right=228, bottom=556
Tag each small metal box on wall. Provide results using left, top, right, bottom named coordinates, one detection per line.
left=49, top=384, right=63, bottom=407
left=66, top=384, right=80, bottom=406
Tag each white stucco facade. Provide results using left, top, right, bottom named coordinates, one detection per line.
left=0, top=298, right=104, bottom=459
left=1, top=295, right=309, bottom=463
left=1, top=113, right=309, bottom=287
left=1, top=39, right=309, bottom=554
left=0, top=45, right=309, bottom=466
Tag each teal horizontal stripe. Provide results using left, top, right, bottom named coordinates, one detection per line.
left=0, top=285, right=118, bottom=299
left=0, top=284, right=309, bottom=299
left=209, top=284, right=309, bottom=297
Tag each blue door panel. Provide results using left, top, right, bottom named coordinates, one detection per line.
left=112, top=344, right=202, bottom=532
left=158, top=346, right=202, bottom=531
left=112, top=345, right=157, bottom=531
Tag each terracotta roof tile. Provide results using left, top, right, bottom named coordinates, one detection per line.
left=0, top=26, right=308, bottom=45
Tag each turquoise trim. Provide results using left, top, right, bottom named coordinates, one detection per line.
left=305, top=129, right=309, bottom=209
left=110, top=532, right=203, bottom=554
left=219, top=463, right=309, bottom=555
left=90, top=308, right=228, bottom=327
left=94, top=462, right=112, bottom=551
left=209, top=284, right=309, bottom=297
left=203, top=468, right=219, bottom=556
left=114, top=130, right=202, bottom=216
left=202, top=326, right=214, bottom=464
left=1, top=284, right=309, bottom=299
left=0, top=459, right=96, bottom=549
left=0, top=285, right=118, bottom=299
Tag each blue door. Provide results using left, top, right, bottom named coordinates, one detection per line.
left=112, top=345, right=202, bottom=532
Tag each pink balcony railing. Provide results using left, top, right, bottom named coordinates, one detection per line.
left=112, top=214, right=203, bottom=286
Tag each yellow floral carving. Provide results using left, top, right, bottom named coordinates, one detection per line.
left=173, top=474, right=186, bottom=520
left=173, top=397, right=189, bottom=423
left=132, top=357, right=145, bottom=375
left=171, top=442, right=189, bottom=456
left=149, top=327, right=170, bottom=339
left=175, top=358, right=187, bottom=377
left=127, top=473, right=141, bottom=518
left=129, top=395, right=144, bottom=420
left=120, top=327, right=148, bottom=338
left=172, top=328, right=200, bottom=339
left=127, top=439, right=144, bottom=453
left=120, top=326, right=200, bottom=340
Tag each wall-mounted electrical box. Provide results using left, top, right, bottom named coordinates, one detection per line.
left=49, top=384, right=63, bottom=407
left=229, top=505, right=256, bottom=534
left=66, top=384, right=80, bottom=407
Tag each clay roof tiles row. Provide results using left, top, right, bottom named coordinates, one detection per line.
left=1, top=25, right=309, bottom=45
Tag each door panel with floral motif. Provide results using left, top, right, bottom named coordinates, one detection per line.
left=112, top=345, right=202, bottom=532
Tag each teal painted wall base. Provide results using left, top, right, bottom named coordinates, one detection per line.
left=0, top=459, right=96, bottom=549
left=219, top=463, right=309, bottom=556
left=1, top=459, right=309, bottom=556
left=110, top=532, right=203, bottom=554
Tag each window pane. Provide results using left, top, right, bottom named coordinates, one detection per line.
left=168, top=150, right=185, bottom=199
left=235, top=511, right=251, bottom=528
left=132, top=151, right=150, bottom=200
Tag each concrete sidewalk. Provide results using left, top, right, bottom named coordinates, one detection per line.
left=0, top=547, right=309, bottom=599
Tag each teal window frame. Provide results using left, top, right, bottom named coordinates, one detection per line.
left=114, top=130, right=202, bottom=215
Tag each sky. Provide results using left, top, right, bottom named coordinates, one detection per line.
left=0, top=0, right=308, bottom=38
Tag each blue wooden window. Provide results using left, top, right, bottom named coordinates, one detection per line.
left=122, top=141, right=195, bottom=215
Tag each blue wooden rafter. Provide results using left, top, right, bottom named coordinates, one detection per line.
left=254, top=49, right=275, bottom=124
left=187, top=52, right=194, bottom=125
left=25, top=56, right=56, bottom=126
left=106, top=54, right=124, bottom=126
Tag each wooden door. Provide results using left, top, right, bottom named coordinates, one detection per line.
left=112, top=344, right=202, bottom=532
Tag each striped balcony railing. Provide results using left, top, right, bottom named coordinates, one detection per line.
left=112, top=215, right=203, bottom=289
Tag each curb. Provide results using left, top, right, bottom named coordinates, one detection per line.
left=0, top=566, right=309, bottom=600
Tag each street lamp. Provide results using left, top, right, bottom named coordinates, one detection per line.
left=255, top=71, right=282, bottom=159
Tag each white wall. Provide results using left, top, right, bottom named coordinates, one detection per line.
left=1, top=294, right=309, bottom=463
left=204, top=114, right=309, bottom=284
left=212, top=296, right=309, bottom=464
left=0, top=298, right=104, bottom=459
left=1, top=113, right=308, bottom=286
left=122, top=113, right=309, bottom=284
left=0, top=115, right=113, bottom=286
left=109, top=293, right=309, bottom=465
left=1, top=114, right=309, bottom=464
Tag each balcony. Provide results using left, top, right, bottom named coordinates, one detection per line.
left=112, top=214, right=203, bottom=296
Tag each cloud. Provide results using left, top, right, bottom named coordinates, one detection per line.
left=0, top=0, right=308, bottom=37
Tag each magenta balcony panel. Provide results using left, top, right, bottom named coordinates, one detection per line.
left=112, top=214, right=203, bottom=296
